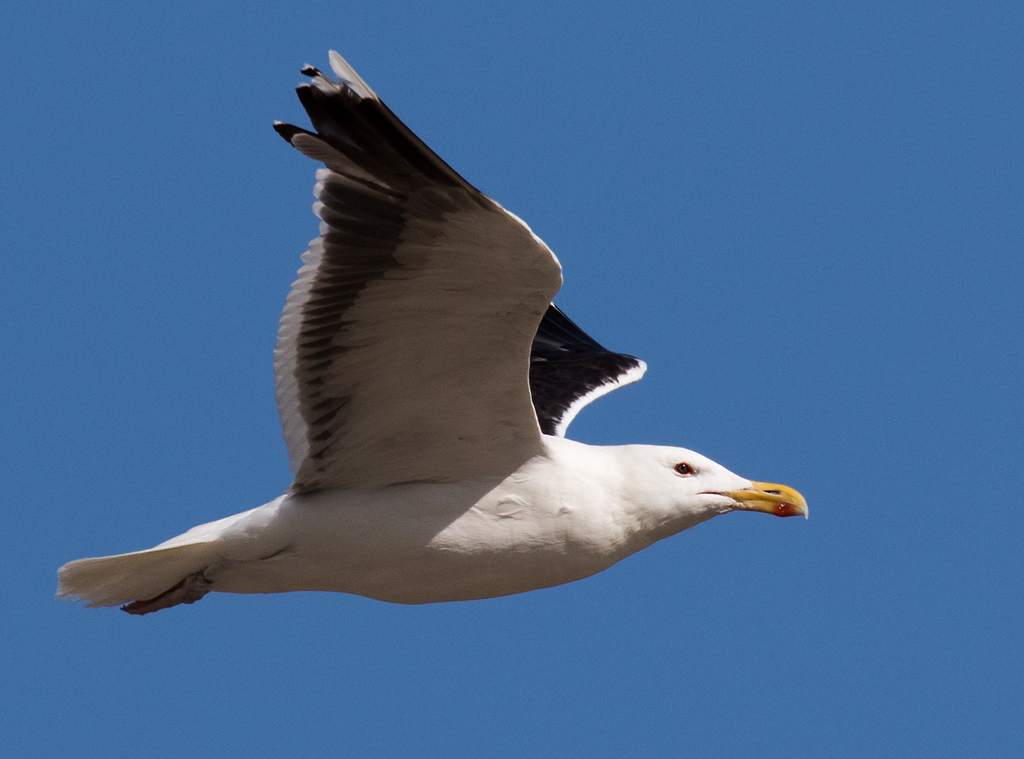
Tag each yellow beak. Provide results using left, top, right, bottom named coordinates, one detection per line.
left=712, top=481, right=808, bottom=519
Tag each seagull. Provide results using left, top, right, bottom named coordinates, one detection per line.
left=57, top=52, right=806, bottom=615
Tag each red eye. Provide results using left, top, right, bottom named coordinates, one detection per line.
left=674, top=462, right=695, bottom=476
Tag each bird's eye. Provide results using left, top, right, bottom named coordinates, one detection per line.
left=674, top=462, right=695, bottom=476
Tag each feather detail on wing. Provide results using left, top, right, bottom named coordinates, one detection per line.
left=529, top=305, right=646, bottom=436
left=273, top=53, right=562, bottom=492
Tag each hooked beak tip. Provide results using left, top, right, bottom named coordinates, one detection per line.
left=714, top=481, right=808, bottom=519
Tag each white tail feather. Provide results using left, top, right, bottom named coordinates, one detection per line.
left=57, top=542, right=217, bottom=608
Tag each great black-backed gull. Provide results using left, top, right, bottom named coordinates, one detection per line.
left=57, top=52, right=806, bottom=615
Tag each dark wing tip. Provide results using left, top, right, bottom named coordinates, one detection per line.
left=276, top=52, right=482, bottom=195
left=529, top=305, right=646, bottom=436
left=273, top=121, right=308, bottom=143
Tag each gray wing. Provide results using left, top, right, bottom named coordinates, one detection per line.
left=273, top=53, right=562, bottom=492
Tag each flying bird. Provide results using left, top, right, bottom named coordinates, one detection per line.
left=58, top=52, right=806, bottom=615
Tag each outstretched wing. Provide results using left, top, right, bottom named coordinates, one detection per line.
left=273, top=52, right=562, bottom=493
left=529, top=305, right=646, bottom=436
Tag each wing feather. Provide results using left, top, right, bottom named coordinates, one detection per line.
left=529, top=305, right=646, bottom=436
left=274, top=54, right=562, bottom=492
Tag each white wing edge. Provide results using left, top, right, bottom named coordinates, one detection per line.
left=553, top=360, right=648, bottom=437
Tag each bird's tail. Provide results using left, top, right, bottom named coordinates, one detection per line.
left=57, top=541, right=217, bottom=611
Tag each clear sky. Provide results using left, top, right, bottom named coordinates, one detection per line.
left=3, top=1, right=1022, bottom=757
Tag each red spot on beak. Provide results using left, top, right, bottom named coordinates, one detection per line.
left=774, top=502, right=804, bottom=518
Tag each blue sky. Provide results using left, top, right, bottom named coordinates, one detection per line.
left=3, top=1, right=1022, bottom=756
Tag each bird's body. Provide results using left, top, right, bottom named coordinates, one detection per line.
left=57, top=52, right=805, bottom=614
left=129, top=440, right=741, bottom=608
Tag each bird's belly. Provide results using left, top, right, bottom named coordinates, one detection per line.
left=269, top=547, right=609, bottom=604
left=206, top=483, right=630, bottom=604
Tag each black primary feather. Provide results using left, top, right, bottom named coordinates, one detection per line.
left=529, top=305, right=645, bottom=435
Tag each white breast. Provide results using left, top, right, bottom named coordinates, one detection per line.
left=199, top=438, right=661, bottom=604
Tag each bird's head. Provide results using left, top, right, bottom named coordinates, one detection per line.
left=618, top=445, right=808, bottom=524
